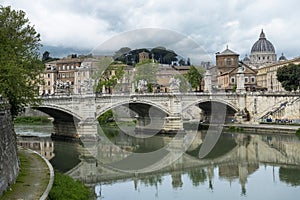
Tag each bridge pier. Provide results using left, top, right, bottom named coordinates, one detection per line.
left=163, top=95, right=183, bottom=132
left=77, top=120, right=99, bottom=141
left=52, top=120, right=79, bottom=138
left=52, top=119, right=99, bottom=140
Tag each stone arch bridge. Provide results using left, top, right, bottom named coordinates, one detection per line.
left=35, top=92, right=299, bottom=138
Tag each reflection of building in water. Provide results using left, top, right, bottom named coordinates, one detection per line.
left=219, top=164, right=259, bottom=195
left=171, top=172, right=183, bottom=188
left=17, top=137, right=54, bottom=160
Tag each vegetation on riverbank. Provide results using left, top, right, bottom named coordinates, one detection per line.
left=0, top=152, right=29, bottom=199
left=14, top=116, right=52, bottom=125
left=296, top=128, right=300, bottom=139
left=228, top=126, right=244, bottom=132
left=98, top=110, right=137, bottom=127
left=48, top=172, right=92, bottom=200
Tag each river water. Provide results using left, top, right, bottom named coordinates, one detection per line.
left=15, top=125, right=300, bottom=200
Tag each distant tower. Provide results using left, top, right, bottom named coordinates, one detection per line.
left=138, top=51, right=149, bottom=63
left=249, top=29, right=277, bottom=67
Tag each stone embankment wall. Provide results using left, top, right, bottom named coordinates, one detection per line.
left=0, top=101, right=19, bottom=195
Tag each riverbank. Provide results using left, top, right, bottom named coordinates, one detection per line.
left=223, top=123, right=300, bottom=134
left=0, top=147, right=54, bottom=200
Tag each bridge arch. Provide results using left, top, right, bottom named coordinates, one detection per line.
left=34, top=105, right=82, bottom=122
left=183, top=99, right=239, bottom=113
left=183, top=99, right=239, bottom=123
left=96, top=99, right=171, bottom=119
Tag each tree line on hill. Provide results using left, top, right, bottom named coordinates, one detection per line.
left=113, top=46, right=191, bottom=66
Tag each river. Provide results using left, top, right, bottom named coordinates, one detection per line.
left=15, top=125, right=300, bottom=200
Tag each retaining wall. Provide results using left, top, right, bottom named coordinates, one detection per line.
left=0, top=101, right=19, bottom=195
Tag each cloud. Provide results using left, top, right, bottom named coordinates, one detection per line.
left=2, top=0, right=300, bottom=61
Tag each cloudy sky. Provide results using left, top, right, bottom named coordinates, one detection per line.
left=2, top=0, right=300, bottom=63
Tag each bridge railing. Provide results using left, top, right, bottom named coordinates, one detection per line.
left=39, top=90, right=300, bottom=100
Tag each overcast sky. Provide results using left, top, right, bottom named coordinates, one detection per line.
left=2, top=0, right=300, bottom=63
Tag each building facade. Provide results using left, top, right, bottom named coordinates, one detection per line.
left=218, top=63, right=257, bottom=91
left=215, top=46, right=257, bottom=91
left=40, top=55, right=115, bottom=95
left=256, top=57, right=300, bottom=92
left=216, top=46, right=239, bottom=75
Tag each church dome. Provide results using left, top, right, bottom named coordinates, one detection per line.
left=279, top=53, right=287, bottom=61
left=251, top=30, right=275, bottom=53
left=243, top=54, right=250, bottom=62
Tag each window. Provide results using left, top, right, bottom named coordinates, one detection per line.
left=62, top=65, right=65, bottom=70
left=226, top=58, right=232, bottom=66
left=47, top=73, right=50, bottom=78
left=251, top=76, right=255, bottom=83
left=231, top=77, right=235, bottom=83
left=245, top=77, right=248, bottom=83
left=47, top=81, right=50, bottom=86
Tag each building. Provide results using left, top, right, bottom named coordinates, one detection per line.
left=256, top=57, right=300, bottom=92
left=156, top=65, right=191, bottom=93
left=216, top=46, right=239, bottom=75
left=215, top=46, right=256, bottom=91
left=138, top=51, right=150, bottom=63
left=218, top=62, right=257, bottom=91
left=40, top=55, right=113, bottom=95
left=39, top=60, right=57, bottom=95
left=248, top=29, right=277, bottom=68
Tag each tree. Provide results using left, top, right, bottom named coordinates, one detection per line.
left=187, top=57, right=191, bottom=66
left=133, top=59, right=158, bottom=85
left=151, top=47, right=177, bottom=64
left=0, top=6, right=43, bottom=116
left=277, top=64, right=300, bottom=92
left=178, top=59, right=185, bottom=66
left=42, top=51, right=50, bottom=61
left=185, top=66, right=204, bottom=91
left=113, top=47, right=131, bottom=60
left=95, top=63, right=125, bottom=94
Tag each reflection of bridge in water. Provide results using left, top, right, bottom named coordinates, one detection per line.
left=66, top=131, right=300, bottom=192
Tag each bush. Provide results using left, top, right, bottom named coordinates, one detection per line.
left=14, top=116, right=51, bottom=125
left=98, top=110, right=114, bottom=124
left=48, top=173, right=91, bottom=200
